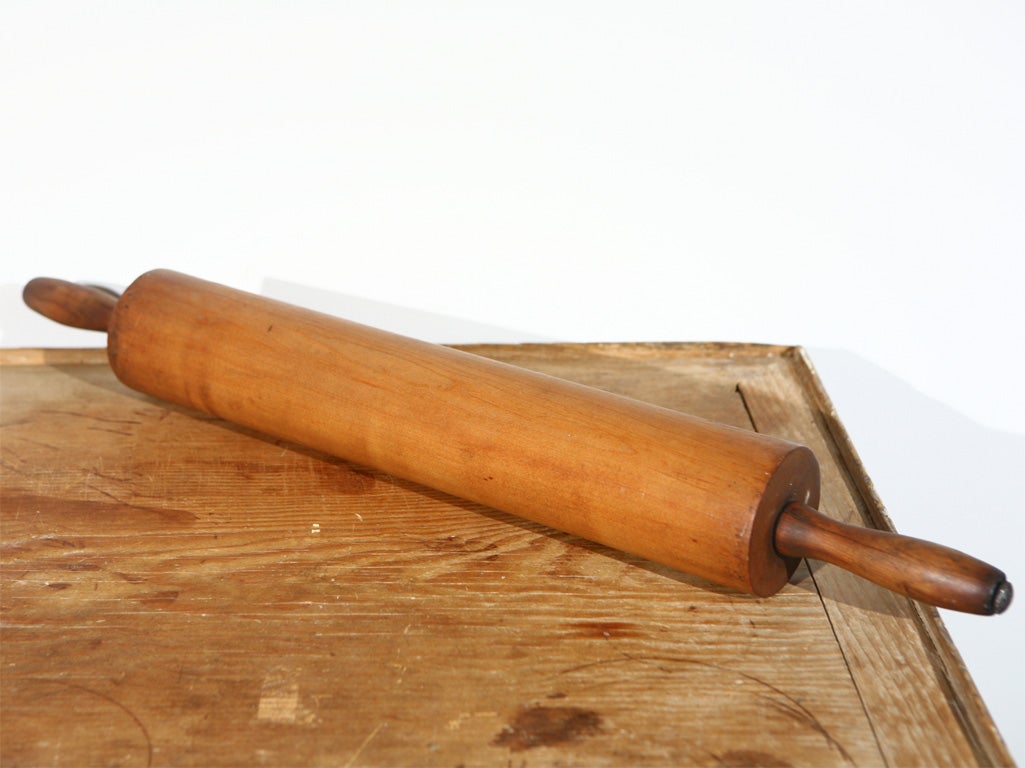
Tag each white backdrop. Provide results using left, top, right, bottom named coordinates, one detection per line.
left=2, top=3, right=1022, bottom=761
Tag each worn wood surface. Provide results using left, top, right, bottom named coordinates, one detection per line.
left=0, top=344, right=1011, bottom=767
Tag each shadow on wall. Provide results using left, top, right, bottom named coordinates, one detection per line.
left=808, top=346, right=1023, bottom=550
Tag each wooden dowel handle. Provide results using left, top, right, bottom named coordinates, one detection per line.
left=775, top=502, right=1013, bottom=615
left=23, top=277, right=118, bottom=332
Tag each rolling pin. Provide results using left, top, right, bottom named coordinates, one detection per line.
left=23, top=269, right=1012, bottom=615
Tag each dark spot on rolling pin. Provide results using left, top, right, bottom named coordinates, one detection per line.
left=546, top=692, right=567, bottom=700
left=716, top=750, right=792, bottom=767
left=267, top=324, right=273, bottom=332
left=46, top=582, right=72, bottom=590
left=492, top=706, right=602, bottom=752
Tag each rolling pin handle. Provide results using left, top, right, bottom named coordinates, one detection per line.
left=774, top=502, right=1012, bottom=615
left=23, top=277, right=119, bottom=333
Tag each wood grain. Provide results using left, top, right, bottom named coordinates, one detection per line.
left=0, top=344, right=1011, bottom=767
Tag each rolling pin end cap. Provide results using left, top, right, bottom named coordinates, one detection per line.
left=990, top=580, right=1013, bottom=615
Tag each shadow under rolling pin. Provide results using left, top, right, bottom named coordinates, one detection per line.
left=23, top=272, right=1012, bottom=616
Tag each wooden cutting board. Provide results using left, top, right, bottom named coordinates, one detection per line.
left=0, top=343, right=1011, bottom=767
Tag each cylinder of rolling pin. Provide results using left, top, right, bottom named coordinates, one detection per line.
left=107, top=269, right=820, bottom=597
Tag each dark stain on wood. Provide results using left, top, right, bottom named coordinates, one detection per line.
left=492, top=706, right=603, bottom=752
left=4, top=492, right=199, bottom=526
left=131, top=590, right=181, bottom=606
left=568, top=620, right=642, bottom=639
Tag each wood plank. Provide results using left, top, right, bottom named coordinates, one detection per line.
left=0, top=344, right=1007, bottom=766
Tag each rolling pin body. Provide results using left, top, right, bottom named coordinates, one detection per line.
left=107, top=270, right=819, bottom=596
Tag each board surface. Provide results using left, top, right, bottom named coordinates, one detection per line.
left=0, top=344, right=1011, bottom=767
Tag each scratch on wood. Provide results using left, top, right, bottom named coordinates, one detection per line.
left=734, top=383, right=761, bottom=433
left=342, top=721, right=385, bottom=768
left=52, top=681, right=153, bottom=768
left=556, top=652, right=854, bottom=764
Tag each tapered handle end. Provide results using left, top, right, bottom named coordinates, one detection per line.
left=775, top=503, right=1012, bottom=616
left=23, top=277, right=118, bottom=333
left=990, top=580, right=1013, bottom=615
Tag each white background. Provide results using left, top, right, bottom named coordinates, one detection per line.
left=2, top=3, right=1022, bottom=761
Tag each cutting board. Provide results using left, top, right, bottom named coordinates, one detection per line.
left=0, top=343, right=1011, bottom=766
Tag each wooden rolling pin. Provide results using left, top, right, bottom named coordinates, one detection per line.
left=23, top=270, right=1012, bottom=615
